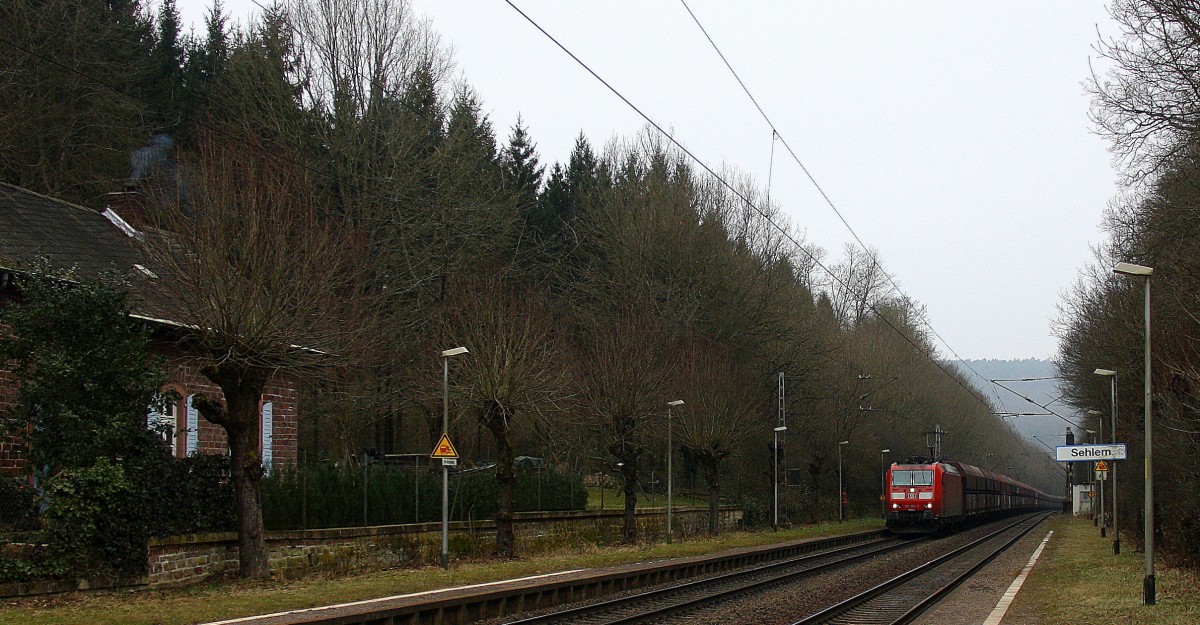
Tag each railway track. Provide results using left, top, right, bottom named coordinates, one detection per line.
left=497, top=535, right=919, bottom=625
left=791, top=512, right=1052, bottom=625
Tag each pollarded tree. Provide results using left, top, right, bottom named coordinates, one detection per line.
left=446, top=276, right=568, bottom=558
left=140, top=128, right=373, bottom=578
left=574, top=304, right=669, bottom=542
left=673, top=343, right=757, bottom=534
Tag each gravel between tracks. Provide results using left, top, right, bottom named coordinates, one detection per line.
left=485, top=516, right=1049, bottom=625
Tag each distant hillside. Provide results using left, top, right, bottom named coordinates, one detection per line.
left=955, top=358, right=1079, bottom=449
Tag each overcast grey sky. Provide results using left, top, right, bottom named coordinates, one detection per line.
left=177, top=1, right=1120, bottom=362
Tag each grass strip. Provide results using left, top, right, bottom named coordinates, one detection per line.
left=1009, top=515, right=1200, bottom=625
left=0, top=518, right=880, bottom=625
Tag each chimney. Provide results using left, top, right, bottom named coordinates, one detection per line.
left=103, top=189, right=149, bottom=236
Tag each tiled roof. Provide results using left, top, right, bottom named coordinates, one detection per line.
left=0, top=182, right=140, bottom=278
left=0, top=182, right=176, bottom=323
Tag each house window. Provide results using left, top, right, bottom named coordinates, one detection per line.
left=146, top=395, right=178, bottom=456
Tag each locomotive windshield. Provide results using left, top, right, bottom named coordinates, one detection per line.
left=892, top=470, right=934, bottom=486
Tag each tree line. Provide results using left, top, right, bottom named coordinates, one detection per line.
left=1, top=0, right=1059, bottom=579
left=1057, top=0, right=1200, bottom=567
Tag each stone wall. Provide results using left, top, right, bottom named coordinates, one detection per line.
left=147, top=506, right=744, bottom=588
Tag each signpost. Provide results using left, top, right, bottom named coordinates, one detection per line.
left=431, top=431, right=459, bottom=569
left=1056, top=444, right=1127, bottom=462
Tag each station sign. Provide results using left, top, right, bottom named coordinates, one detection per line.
left=1056, top=444, right=1126, bottom=462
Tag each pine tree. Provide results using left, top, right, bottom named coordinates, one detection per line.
left=501, top=115, right=545, bottom=216
left=147, top=0, right=186, bottom=131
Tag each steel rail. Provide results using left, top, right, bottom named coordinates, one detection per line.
left=791, top=512, right=1051, bottom=625
left=500, top=536, right=920, bottom=625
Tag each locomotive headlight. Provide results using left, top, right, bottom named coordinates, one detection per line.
left=925, top=503, right=933, bottom=509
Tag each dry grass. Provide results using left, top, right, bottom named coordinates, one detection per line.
left=1007, top=515, right=1200, bottom=625
left=0, top=519, right=881, bottom=625
left=14, top=515, right=1190, bottom=625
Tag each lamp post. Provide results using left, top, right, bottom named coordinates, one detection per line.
left=1083, top=428, right=1097, bottom=525
left=837, top=440, right=850, bottom=523
left=879, top=449, right=890, bottom=520
left=439, top=346, right=469, bottom=570
left=1114, top=260, right=1154, bottom=604
left=1095, top=367, right=1120, bottom=554
left=1088, top=411, right=1105, bottom=535
left=773, top=425, right=787, bottom=530
left=666, top=399, right=684, bottom=542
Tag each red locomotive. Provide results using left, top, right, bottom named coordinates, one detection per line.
left=885, top=459, right=1060, bottom=534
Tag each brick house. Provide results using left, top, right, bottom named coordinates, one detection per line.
left=0, top=182, right=298, bottom=475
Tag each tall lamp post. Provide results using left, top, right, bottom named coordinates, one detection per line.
left=773, top=425, right=787, bottom=530
left=666, top=399, right=684, bottom=542
left=1095, top=367, right=1120, bottom=554
left=1083, top=428, right=1097, bottom=524
left=1114, top=260, right=1155, bottom=604
left=1088, top=411, right=1105, bottom=535
left=837, top=440, right=850, bottom=523
left=440, top=346, right=469, bottom=570
left=879, top=449, right=890, bottom=520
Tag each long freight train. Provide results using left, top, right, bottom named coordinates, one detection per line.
left=885, top=459, right=1062, bottom=534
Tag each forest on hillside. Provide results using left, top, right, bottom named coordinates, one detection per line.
left=1, top=0, right=1067, bottom=574
left=957, top=358, right=1077, bottom=448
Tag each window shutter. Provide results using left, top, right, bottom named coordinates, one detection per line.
left=261, top=401, right=274, bottom=473
left=186, top=395, right=199, bottom=455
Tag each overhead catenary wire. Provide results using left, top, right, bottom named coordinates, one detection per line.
left=501, top=0, right=1000, bottom=415
left=5, top=4, right=1003, bottom=434
left=0, top=6, right=885, bottom=415
left=676, top=0, right=1009, bottom=411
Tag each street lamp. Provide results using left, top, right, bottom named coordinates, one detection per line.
left=837, top=440, right=850, bottom=523
left=1083, top=428, right=1097, bottom=524
left=1114, top=260, right=1154, bottom=604
left=1088, top=410, right=1105, bottom=535
left=773, top=425, right=787, bottom=530
left=1095, top=367, right=1120, bottom=554
left=879, top=449, right=890, bottom=520
left=666, top=399, right=684, bottom=542
left=439, top=346, right=469, bottom=570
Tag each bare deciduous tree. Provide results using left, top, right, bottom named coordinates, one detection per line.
left=574, top=305, right=668, bottom=542
left=674, top=344, right=756, bottom=534
left=447, top=277, right=567, bottom=557
left=140, top=129, right=373, bottom=578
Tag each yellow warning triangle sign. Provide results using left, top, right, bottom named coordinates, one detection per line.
left=430, top=432, right=459, bottom=459
left=1095, top=460, right=1109, bottom=471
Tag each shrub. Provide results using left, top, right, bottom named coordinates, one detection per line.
left=0, top=477, right=38, bottom=532
left=40, top=458, right=143, bottom=578
left=261, top=462, right=588, bottom=530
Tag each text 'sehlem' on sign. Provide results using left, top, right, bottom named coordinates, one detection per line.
left=1055, top=444, right=1127, bottom=462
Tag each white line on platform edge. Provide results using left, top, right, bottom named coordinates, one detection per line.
left=201, top=569, right=587, bottom=625
left=982, top=530, right=1053, bottom=625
